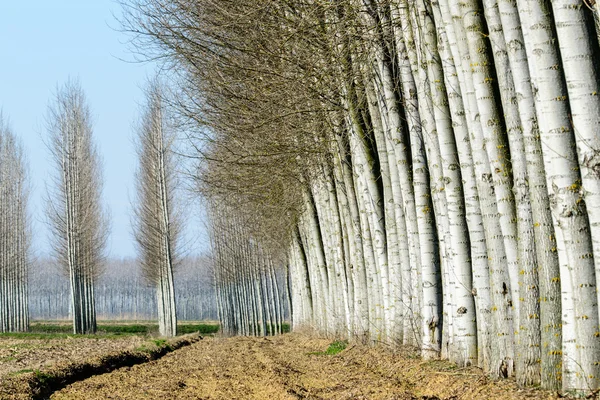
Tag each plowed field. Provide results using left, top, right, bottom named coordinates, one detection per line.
left=0, top=335, right=146, bottom=381
left=51, top=334, right=555, bottom=399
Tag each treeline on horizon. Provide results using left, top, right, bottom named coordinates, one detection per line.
left=119, top=0, right=600, bottom=395
left=29, top=256, right=218, bottom=322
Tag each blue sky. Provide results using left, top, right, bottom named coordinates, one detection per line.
left=0, top=1, right=206, bottom=258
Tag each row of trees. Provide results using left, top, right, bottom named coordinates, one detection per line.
left=123, top=0, right=600, bottom=394
left=0, top=117, right=30, bottom=333
left=0, top=79, right=188, bottom=336
left=210, top=207, right=289, bottom=336
left=45, top=80, right=185, bottom=335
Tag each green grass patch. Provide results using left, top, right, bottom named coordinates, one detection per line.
left=13, top=322, right=220, bottom=338
left=28, top=323, right=150, bottom=336
left=309, top=340, right=348, bottom=356
left=33, top=370, right=53, bottom=385
left=28, top=324, right=71, bottom=334
left=97, top=324, right=151, bottom=334
left=178, top=324, right=219, bottom=335
left=324, top=340, right=348, bottom=355
left=135, top=338, right=173, bottom=353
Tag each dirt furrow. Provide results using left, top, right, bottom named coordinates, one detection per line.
left=0, top=334, right=201, bottom=400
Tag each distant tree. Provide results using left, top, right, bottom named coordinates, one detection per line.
left=132, top=81, right=180, bottom=337
left=27, top=258, right=70, bottom=320
left=45, top=81, right=109, bottom=334
left=28, top=256, right=217, bottom=321
left=0, top=116, right=30, bottom=332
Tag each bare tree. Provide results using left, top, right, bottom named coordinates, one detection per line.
left=132, top=81, right=180, bottom=337
left=45, top=80, right=109, bottom=335
left=209, top=201, right=288, bottom=337
left=0, top=116, right=30, bottom=333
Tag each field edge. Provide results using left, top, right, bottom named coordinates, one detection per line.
left=0, top=333, right=203, bottom=400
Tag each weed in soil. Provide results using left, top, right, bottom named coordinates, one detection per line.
left=309, top=339, right=348, bottom=356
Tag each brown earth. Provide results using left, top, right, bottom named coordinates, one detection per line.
left=0, top=334, right=201, bottom=400
left=0, top=335, right=146, bottom=381
left=51, top=333, right=557, bottom=400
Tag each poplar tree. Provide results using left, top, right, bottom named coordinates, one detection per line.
left=132, top=82, right=180, bottom=337
left=46, top=81, right=108, bottom=335
left=0, top=117, right=30, bottom=333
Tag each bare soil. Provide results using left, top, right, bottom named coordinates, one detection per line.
left=0, top=335, right=146, bottom=380
left=51, top=333, right=556, bottom=399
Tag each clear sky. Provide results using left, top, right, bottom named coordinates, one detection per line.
left=0, top=1, right=204, bottom=258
